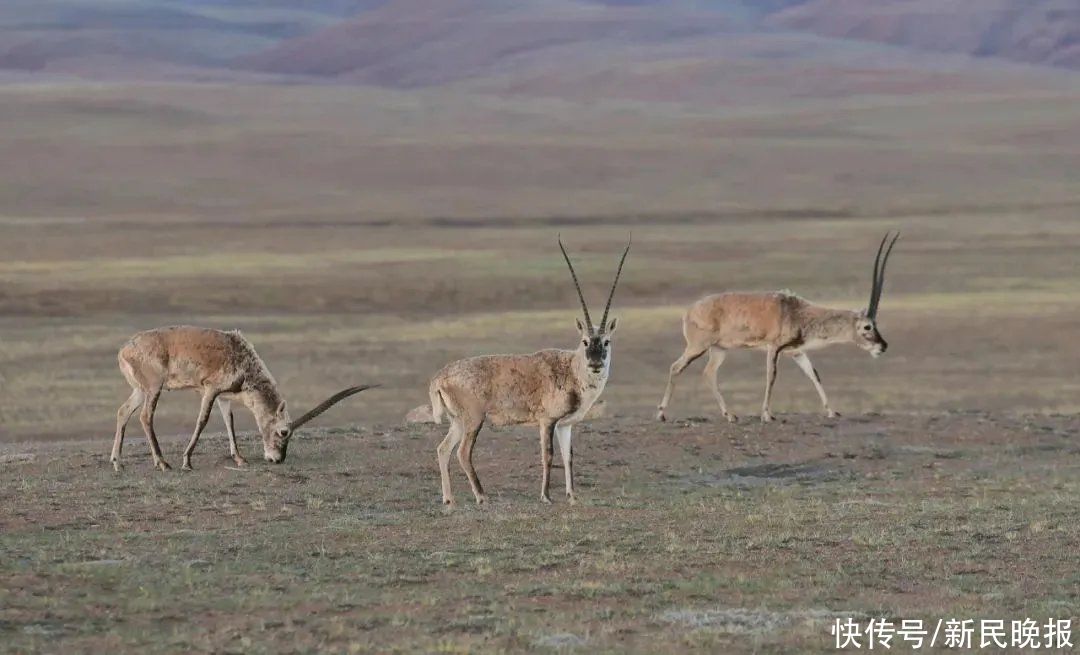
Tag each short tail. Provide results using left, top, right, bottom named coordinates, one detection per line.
left=429, top=383, right=446, bottom=425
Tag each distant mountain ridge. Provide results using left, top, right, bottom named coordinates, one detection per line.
left=0, top=0, right=1077, bottom=86
left=768, top=0, right=1080, bottom=71
left=0, top=0, right=380, bottom=72
left=239, top=0, right=742, bottom=86
left=242, top=0, right=1080, bottom=87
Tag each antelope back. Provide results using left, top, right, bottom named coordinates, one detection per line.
left=690, top=292, right=786, bottom=341
left=123, top=326, right=256, bottom=389
left=434, top=351, right=579, bottom=424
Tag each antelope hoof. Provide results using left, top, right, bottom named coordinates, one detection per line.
left=232, top=455, right=248, bottom=467
left=181, top=462, right=193, bottom=472
left=475, top=494, right=487, bottom=505
left=567, top=493, right=577, bottom=506
left=723, top=412, right=738, bottom=424
left=826, top=409, right=840, bottom=419
left=111, top=460, right=123, bottom=472
left=760, top=412, right=775, bottom=424
left=442, top=496, right=454, bottom=506
left=155, top=459, right=172, bottom=471
left=540, top=494, right=552, bottom=505
left=656, top=409, right=667, bottom=422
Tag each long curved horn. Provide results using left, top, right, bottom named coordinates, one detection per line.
left=289, top=385, right=378, bottom=430
left=599, top=234, right=631, bottom=333
left=558, top=234, right=594, bottom=334
left=867, top=231, right=899, bottom=319
left=867, top=232, right=888, bottom=315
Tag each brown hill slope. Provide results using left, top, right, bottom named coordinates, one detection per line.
left=240, top=0, right=739, bottom=86
left=768, top=0, right=1080, bottom=70
left=0, top=0, right=378, bottom=74
left=240, top=0, right=1069, bottom=106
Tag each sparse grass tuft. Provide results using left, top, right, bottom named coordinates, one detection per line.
left=2, top=414, right=1078, bottom=653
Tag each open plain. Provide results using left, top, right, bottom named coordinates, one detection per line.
left=1, top=32, right=1080, bottom=652
left=2, top=413, right=1079, bottom=652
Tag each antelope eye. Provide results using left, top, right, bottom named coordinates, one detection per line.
left=582, top=340, right=589, bottom=346
left=603, top=340, right=610, bottom=347
left=863, top=325, right=872, bottom=331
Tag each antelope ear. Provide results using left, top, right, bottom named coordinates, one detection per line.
left=276, top=400, right=287, bottom=414
left=606, top=318, right=618, bottom=335
left=575, top=318, right=587, bottom=334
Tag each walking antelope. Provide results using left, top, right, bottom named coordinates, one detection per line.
left=656, top=232, right=899, bottom=423
left=112, top=326, right=375, bottom=471
left=428, top=236, right=630, bottom=505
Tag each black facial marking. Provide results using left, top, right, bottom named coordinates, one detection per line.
left=585, top=335, right=606, bottom=369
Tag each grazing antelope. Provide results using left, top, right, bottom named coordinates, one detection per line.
left=428, top=236, right=630, bottom=505
left=112, top=326, right=375, bottom=471
left=656, top=232, right=899, bottom=423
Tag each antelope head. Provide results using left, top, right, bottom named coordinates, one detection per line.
left=559, top=234, right=631, bottom=375
left=855, top=231, right=899, bottom=358
left=260, top=385, right=377, bottom=463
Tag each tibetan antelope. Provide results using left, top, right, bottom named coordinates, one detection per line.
left=656, top=232, right=899, bottom=423
left=112, top=326, right=375, bottom=471
left=428, top=236, right=630, bottom=506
